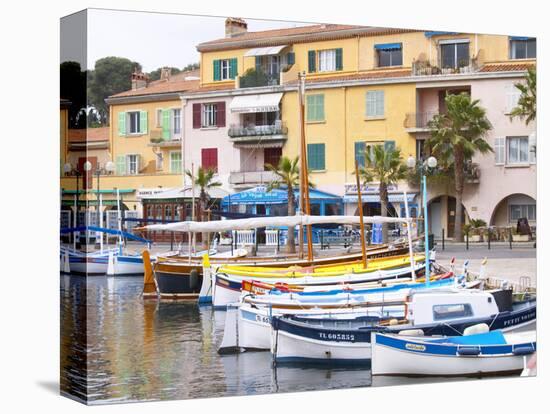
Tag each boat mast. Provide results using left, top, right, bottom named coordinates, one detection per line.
left=354, top=160, right=367, bottom=269
left=403, top=190, right=416, bottom=281
left=191, top=162, right=196, bottom=257
left=298, top=71, right=313, bottom=261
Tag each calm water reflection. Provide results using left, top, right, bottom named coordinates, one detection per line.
left=61, top=275, right=484, bottom=404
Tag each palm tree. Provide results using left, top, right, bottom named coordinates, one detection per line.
left=510, top=67, right=536, bottom=126
left=185, top=166, right=222, bottom=247
left=265, top=156, right=313, bottom=254
left=427, top=92, right=492, bottom=242
left=358, top=145, right=408, bottom=243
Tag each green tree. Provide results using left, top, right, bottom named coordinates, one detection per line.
left=239, top=68, right=269, bottom=88
left=265, top=156, right=314, bottom=254
left=87, top=57, right=142, bottom=124
left=427, top=93, right=492, bottom=241
left=148, top=67, right=182, bottom=81
left=510, top=67, right=536, bottom=125
left=182, top=62, right=200, bottom=72
left=60, top=61, right=87, bottom=128
left=358, top=145, right=408, bottom=243
left=186, top=167, right=222, bottom=248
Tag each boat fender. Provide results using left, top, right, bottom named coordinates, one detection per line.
left=398, top=329, right=424, bottom=336
left=513, top=345, right=535, bottom=356
left=457, top=346, right=481, bottom=356
left=463, top=323, right=489, bottom=336
left=389, top=319, right=399, bottom=326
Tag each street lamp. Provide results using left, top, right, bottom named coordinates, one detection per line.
left=407, top=155, right=437, bottom=286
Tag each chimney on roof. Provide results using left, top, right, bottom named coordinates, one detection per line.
left=131, top=68, right=149, bottom=90
left=160, top=67, right=171, bottom=81
left=225, top=17, right=247, bottom=38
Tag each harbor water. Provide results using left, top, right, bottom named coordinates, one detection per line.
left=60, top=274, right=485, bottom=404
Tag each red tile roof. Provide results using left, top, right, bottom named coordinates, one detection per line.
left=197, top=24, right=419, bottom=52
left=286, top=69, right=412, bottom=85
left=68, top=127, right=109, bottom=143
left=110, top=78, right=200, bottom=98
left=479, top=62, right=535, bottom=72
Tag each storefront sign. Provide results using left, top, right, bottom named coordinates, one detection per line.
left=344, top=183, right=398, bottom=195
left=136, top=188, right=173, bottom=198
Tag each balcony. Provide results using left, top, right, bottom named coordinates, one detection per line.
left=465, top=162, right=481, bottom=184
left=228, top=122, right=287, bottom=146
left=229, top=170, right=277, bottom=187
left=148, top=129, right=182, bottom=147
left=404, top=111, right=439, bottom=132
left=412, top=56, right=479, bottom=77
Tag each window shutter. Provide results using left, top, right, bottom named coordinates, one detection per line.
left=376, top=91, right=385, bottom=117
left=529, top=132, right=536, bottom=163
left=494, top=137, right=505, bottom=165
left=118, top=112, right=126, bottom=136
left=201, top=148, right=218, bottom=172
left=355, top=141, right=366, bottom=167
left=229, top=58, right=238, bottom=79
left=287, top=52, right=295, bottom=65
left=216, top=102, right=226, bottom=127
left=318, top=95, right=325, bottom=121
left=384, top=140, right=396, bottom=151
left=116, top=155, right=126, bottom=175
left=192, top=104, right=201, bottom=129
left=139, top=111, right=148, bottom=134
left=255, top=56, right=262, bottom=70
left=307, top=143, right=325, bottom=170
left=162, top=109, right=171, bottom=139
left=213, top=60, right=220, bottom=81
left=335, top=48, right=343, bottom=71
left=308, top=50, right=316, bottom=72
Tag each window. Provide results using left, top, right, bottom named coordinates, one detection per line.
left=440, top=41, right=470, bottom=69
left=510, top=38, right=536, bottom=59
left=376, top=44, right=403, bottom=67
left=268, top=55, right=280, bottom=76
left=202, top=104, right=217, bottom=127
left=366, top=90, right=384, bottom=118
left=505, top=84, right=522, bottom=113
left=307, top=143, right=325, bottom=171
left=128, top=111, right=141, bottom=134
left=510, top=204, right=536, bottom=221
left=156, top=109, right=162, bottom=128
left=170, top=151, right=182, bottom=174
left=201, top=148, right=218, bottom=172
left=127, top=154, right=139, bottom=175
left=220, top=59, right=230, bottom=80
left=264, top=147, right=282, bottom=169
left=173, top=108, right=181, bottom=135
left=507, top=136, right=529, bottom=164
left=306, top=94, right=325, bottom=122
left=318, top=50, right=336, bottom=72
left=433, top=304, right=473, bottom=321
left=355, top=141, right=366, bottom=167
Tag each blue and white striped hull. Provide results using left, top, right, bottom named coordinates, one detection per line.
left=112, top=255, right=145, bottom=275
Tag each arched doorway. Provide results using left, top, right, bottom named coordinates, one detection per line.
left=428, top=195, right=467, bottom=239
left=490, top=194, right=536, bottom=227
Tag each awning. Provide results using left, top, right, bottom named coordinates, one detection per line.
left=222, top=186, right=342, bottom=206
left=139, top=186, right=229, bottom=200
left=374, top=43, right=402, bottom=51
left=244, top=45, right=287, bottom=57
left=232, top=141, right=285, bottom=149
left=510, top=36, right=533, bottom=41
left=424, top=31, right=459, bottom=38
left=229, top=93, right=283, bottom=113
left=343, top=193, right=417, bottom=204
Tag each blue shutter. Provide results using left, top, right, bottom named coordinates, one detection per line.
left=355, top=141, right=366, bottom=167
left=307, top=143, right=325, bottom=171
left=335, top=48, right=343, bottom=71
left=213, top=60, right=220, bottom=81
left=230, top=58, right=238, bottom=79
left=308, top=50, right=316, bottom=72
left=286, top=52, right=295, bottom=65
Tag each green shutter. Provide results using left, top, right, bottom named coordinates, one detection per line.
left=306, top=95, right=325, bottom=122
left=384, top=140, right=396, bottom=152
left=307, top=143, right=325, bottom=171
left=255, top=56, right=262, bottom=70
left=162, top=109, right=171, bottom=140
left=318, top=95, right=325, bottom=121
left=213, top=59, right=220, bottom=81
left=118, top=112, right=126, bottom=136
left=287, top=52, right=295, bottom=65
left=230, top=58, right=238, bottom=79
left=139, top=111, right=147, bottom=134
left=116, top=155, right=126, bottom=175
left=308, top=50, right=316, bottom=72
left=335, top=48, right=343, bottom=71
left=355, top=141, right=366, bottom=167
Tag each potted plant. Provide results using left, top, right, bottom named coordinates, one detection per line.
left=468, top=219, right=487, bottom=242
left=462, top=223, right=473, bottom=242
left=511, top=226, right=531, bottom=242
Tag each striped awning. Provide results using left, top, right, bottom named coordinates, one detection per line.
left=374, top=43, right=402, bottom=51
left=244, top=45, right=287, bottom=57
left=230, top=93, right=283, bottom=113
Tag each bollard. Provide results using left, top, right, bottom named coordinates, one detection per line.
left=487, top=228, right=491, bottom=250
left=466, top=229, right=469, bottom=250
left=509, top=227, right=513, bottom=250
left=320, top=230, right=324, bottom=250
left=441, top=228, right=445, bottom=251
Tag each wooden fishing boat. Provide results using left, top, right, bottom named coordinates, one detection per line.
left=371, top=329, right=536, bottom=376
left=268, top=290, right=536, bottom=365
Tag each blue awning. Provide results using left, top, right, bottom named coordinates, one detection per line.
left=510, top=36, right=534, bottom=41
left=343, top=193, right=416, bottom=204
left=222, top=186, right=342, bottom=206
left=424, top=31, right=459, bottom=38
left=374, top=43, right=402, bottom=51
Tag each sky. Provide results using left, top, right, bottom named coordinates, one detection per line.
left=76, top=9, right=313, bottom=72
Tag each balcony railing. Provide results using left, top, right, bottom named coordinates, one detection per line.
left=149, top=129, right=181, bottom=146
left=228, top=122, right=288, bottom=139
left=404, top=111, right=439, bottom=129
left=412, top=56, right=479, bottom=76
left=229, top=170, right=277, bottom=186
